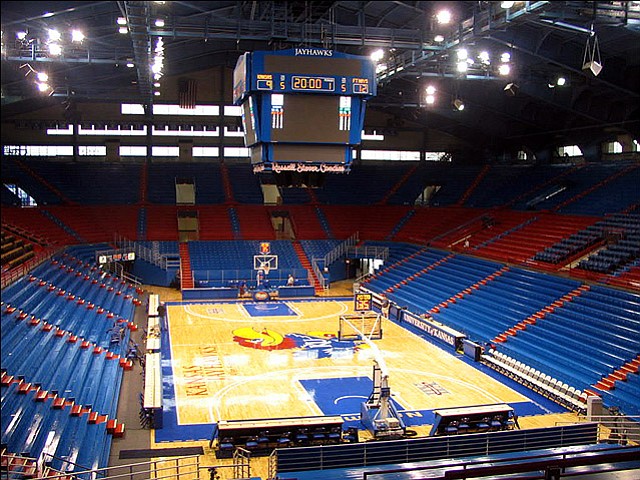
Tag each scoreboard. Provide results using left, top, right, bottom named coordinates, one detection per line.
left=233, top=48, right=377, bottom=174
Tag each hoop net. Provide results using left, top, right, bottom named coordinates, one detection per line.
left=338, top=313, right=388, bottom=378
left=338, top=312, right=382, bottom=341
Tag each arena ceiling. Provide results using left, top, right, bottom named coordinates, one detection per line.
left=2, top=1, right=639, bottom=153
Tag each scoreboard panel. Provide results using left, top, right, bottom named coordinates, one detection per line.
left=233, top=48, right=376, bottom=173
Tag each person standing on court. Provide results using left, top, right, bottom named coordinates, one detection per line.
left=157, top=301, right=167, bottom=330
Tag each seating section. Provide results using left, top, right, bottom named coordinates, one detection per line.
left=465, top=164, right=570, bottom=208
left=147, top=162, right=225, bottom=204
left=494, top=285, right=640, bottom=415
left=362, top=250, right=501, bottom=313
left=394, top=207, right=481, bottom=245
left=196, top=206, right=235, bottom=240
left=467, top=211, right=596, bottom=264
left=315, top=162, right=410, bottom=205
left=1, top=249, right=141, bottom=472
left=2, top=207, right=78, bottom=246
left=577, top=213, right=640, bottom=273
left=363, top=252, right=639, bottom=416
left=535, top=213, right=639, bottom=270
left=430, top=268, right=580, bottom=342
left=529, top=163, right=635, bottom=214
left=188, top=240, right=308, bottom=287
left=557, top=163, right=640, bottom=216
left=2, top=230, right=36, bottom=271
left=299, top=240, right=343, bottom=263
left=235, top=205, right=276, bottom=240
left=320, top=205, right=411, bottom=240
left=225, top=164, right=264, bottom=204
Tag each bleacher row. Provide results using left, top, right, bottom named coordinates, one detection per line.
left=535, top=212, right=640, bottom=271
left=2, top=159, right=638, bottom=213
left=4, top=206, right=638, bottom=289
left=360, top=243, right=640, bottom=416
left=1, top=250, right=142, bottom=475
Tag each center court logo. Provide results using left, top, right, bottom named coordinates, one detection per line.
left=232, top=327, right=366, bottom=358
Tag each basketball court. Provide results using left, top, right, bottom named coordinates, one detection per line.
left=153, top=297, right=574, bottom=444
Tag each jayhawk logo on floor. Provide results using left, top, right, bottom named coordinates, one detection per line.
left=232, top=327, right=367, bottom=358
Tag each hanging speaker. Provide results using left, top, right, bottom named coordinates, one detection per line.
left=582, top=60, right=602, bottom=77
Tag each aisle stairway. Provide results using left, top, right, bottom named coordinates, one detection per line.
left=179, top=242, right=194, bottom=289
left=293, top=241, right=322, bottom=294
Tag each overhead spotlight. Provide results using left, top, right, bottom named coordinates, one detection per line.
left=36, top=72, right=48, bottom=82
left=155, top=18, right=165, bottom=27
left=154, top=91, right=161, bottom=96
left=436, top=10, right=451, bottom=25
left=370, top=49, right=384, bottom=62
left=16, top=31, right=28, bottom=41
left=498, top=64, right=511, bottom=76
left=478, top=51, right=490, bottom=65
left=126, top=61, right=134, bottom=68
left=48, top=43, right=62, bottom=56
left=153, top=82, right=161, bottom=87
left=456, top=48, right=468, bottom=60
left=71, top=29, right=84, bottom=42
left=500, top=52, right=511, bottom=63
left=117, top=17, right=127, bottom=25
left=425, top=94, right=435, bottom=105
left=453, top=98, right=465, bottom=111
left=48, top=29, right=61, bottom=42
left=425, top=85, right=436, bottom=95
left=504, top=82, right=519, bottom=96
left=118, top=26, right=128, bottom=34
left=36, top=82, right=50, bottom=92
left=500, top=1, right=515, bottom=8
left=456, top=61, right=468, bottom=73
left=433, top=34, right=445, bottom=43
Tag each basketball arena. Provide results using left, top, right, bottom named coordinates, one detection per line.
left=2, top=2, right=639, bottom=479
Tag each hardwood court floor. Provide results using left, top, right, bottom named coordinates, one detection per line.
left=167, top=298, right=542, bottom=427
left=142, top=285, right=580, bottom=479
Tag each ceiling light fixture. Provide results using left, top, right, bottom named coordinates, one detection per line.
left=370, top=49, right=384, bottom=62
left=434, top=34, right=444, bottom=43
left=47, top=29, right=61, bottom=42
left=71, top=29, right=84, bottom=42
left=117, top=17, right=127, bottom=25
left=498, top=64, right=511, bottom=76
left=453, top=98, right=465, bottom=111
left=48, top=43, right=62, bottom=56
left=436, top=10, right=451, bottom=25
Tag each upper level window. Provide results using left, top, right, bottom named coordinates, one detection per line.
left=558, top=145, right=583, bottom=157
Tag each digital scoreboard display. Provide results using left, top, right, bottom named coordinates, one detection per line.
left=233, top=48, right=376, bottom=173
left=253, top=73, right=370, bottom=95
